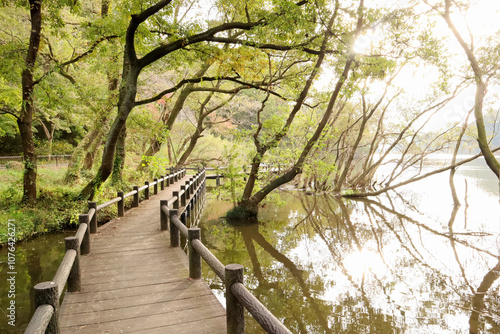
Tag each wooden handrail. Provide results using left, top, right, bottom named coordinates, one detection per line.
left=74, top=223, right=87, bottom=245
left=24, top=167, right=187, bottom=334
left=163, top=169, right=292, bottom=334
left=96, top=196, right=121, bottom=211
left=191, top=238, right=225, bottom=281
left=52, top=250, right=77, bottom=299
left=123, top=189, right=137, bottom=199
left=23, top=304, right=54, bottom=333
left=231, top=282, right=292, bottom=334
left=87, top=208, right=95, bottom=222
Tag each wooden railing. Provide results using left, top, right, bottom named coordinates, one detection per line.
left=160, top=170, right=292, bottom=334
left=23, top=168, right=186, bottom=334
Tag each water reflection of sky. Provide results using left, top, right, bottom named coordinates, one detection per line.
left=202, top=158, right=500, bottom=333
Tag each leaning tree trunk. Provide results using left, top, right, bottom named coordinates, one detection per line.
left=237, top=2, right=363, bottom=216
left=40, top=120, right=55, bottom=161
left=19, top=0, right=42, bottom=206
left=65, top=0, right=117, bottom=183
left=79, top=63, right=140, bottom=199
left=443, top=0, right=500, bottom=178
left=239, top=52, right=357, bottom=214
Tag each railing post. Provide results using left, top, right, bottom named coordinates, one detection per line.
left=145, top=181, right=150, bottom=199
left=226, top=264, right=245, bottom=334
left=160, top=176, right=165, bottom=190
left=188, top=228, right=201, bottom=279
left=173, top=191, right=179, bottom=209
left=181, top=211, right=187, bottom=226
left=185, top=180, right=190, bottom=200
left=34, top=281, right=59, bottom=333
left=160, top=200, right=169, bottom=231
left=169, top=209, right=179, bottom=247
left=79, top=214, right=90, bottom=255
left=65, top=237, right=81, bottom=292
left=117, top=191, right=125, bottom=217
left=190, top=177, right=195, bottom=195
left=216, top=175, right=220, bottom=187
left=133, top=186, right=139, bottom=207
left=154, top=178, right=158, bottom=195
left=170, top=166, right=173, bottom=175
left=180, top=186, right=186, bottom=207
left=166, top=175, right=171, bottom=187
left=88, top=202, right=97, bottom=233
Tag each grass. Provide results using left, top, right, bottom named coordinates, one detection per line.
left=0, top=160, right=178, bottom=246
left=0, top=166, right=86, bottom=245
left=0, top=167, right=86, bottom=244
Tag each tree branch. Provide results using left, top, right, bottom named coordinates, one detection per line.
left=34, top=35, right=119, bottom=85
left=345, top=147, right=500, bottom=198
left=134, top=76, right=240, bottom=106
left=0, top=105, right=19, bottom=119
left=138, top=21, right=265, bottom=69
left=127, top=0, right=173, bottom=62
left=205, top=36, right=340, bottom=55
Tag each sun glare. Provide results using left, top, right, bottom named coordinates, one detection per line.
left=353, top=29, right=383, bottom=54
left=343, top=249, right=388, bottom=279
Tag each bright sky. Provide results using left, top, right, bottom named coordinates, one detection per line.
left=349, top=0, right=500, bottom=131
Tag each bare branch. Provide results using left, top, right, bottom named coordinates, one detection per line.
left=0, top=105, right=19, bottom=119
left=205, top=36, right=340, bottom=55
left=34, top=35, right=119, bottom=85
left=345, top=147, right=500, bottom=198
left=134, top=76, right=239, bottom=106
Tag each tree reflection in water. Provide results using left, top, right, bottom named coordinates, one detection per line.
left=199, top=190, right=500, bottom=333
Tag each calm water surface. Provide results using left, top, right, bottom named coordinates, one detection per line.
left=200, top=158, right=500, bottom=333
left=1, top=157, right=498, bottom=333
left=0, top=232, right=71, bottom=333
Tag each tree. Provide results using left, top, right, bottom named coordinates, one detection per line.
left=423, top=0, right=500, bottom=178
left=0, top=0, right=116, bottom=204
left=18, top=0, right=42, bottom=205
left=235, top=0, right=365, bottom=215
left=79, top=0, right=328, bottom=199
left=64, top=0, right=120, bottom=183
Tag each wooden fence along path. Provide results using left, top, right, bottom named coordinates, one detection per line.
left=25, top=168, right=293, bottom=334
left=59, top=172, right=226, bottom=333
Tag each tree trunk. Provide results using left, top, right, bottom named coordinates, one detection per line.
left=238, top=2, right=363, bottom=214
left=443, top=0, right=500, bottom=178
left=40, top=121, right=55, bottom=161
left=469, top=260, right=500, bottom=334
left=19, top=0, right=42, bottom=206
left=79, top=63, right=140, bottom=199
left=66, top=129, right=93, bottom=182
left=345, top=148, right=500, bottom=198
left=112, top=124, right=127, bottom=184
left=137, top=63, right=211, bottom=171
left=65, top=0, right=116, bottom=183
left=449, top=109, right=473, bottom=205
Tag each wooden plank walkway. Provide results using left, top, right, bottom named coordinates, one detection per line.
left=59, top=176, right=226, bottom=333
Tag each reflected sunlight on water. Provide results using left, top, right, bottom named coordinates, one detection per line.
left=201, top=156, right=500, bottom=333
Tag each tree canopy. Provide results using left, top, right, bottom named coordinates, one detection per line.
left=1, top=0, right=500, bottom=211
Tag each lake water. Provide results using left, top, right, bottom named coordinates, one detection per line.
left=200, top=157, right=500, bottom=333
left=0, top=232, right=72, bottom=333
left=1, top=156, right=499, bottom=333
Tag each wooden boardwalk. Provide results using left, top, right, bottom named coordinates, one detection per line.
left=58, top=176, right=226, bottom=333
